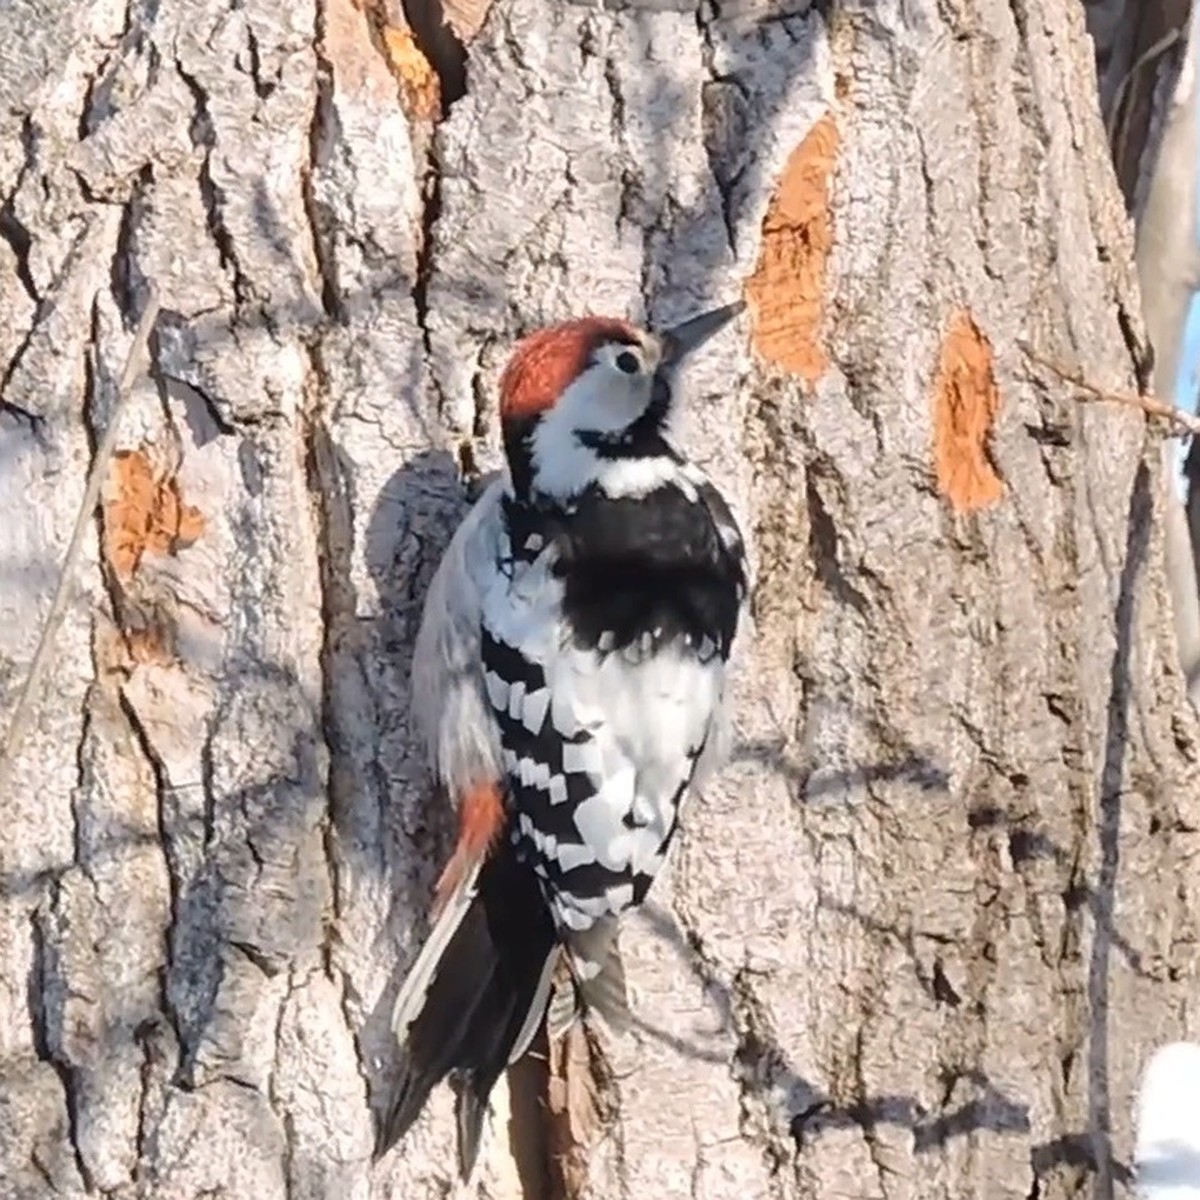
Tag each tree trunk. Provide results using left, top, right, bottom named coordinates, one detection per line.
left=1, top=0, right=1196, bottom=1198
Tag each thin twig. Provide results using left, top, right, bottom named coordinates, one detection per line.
left=0, top=290, right=161, bottom=799
left=1106, top=24, right=1183, bottom=154
left=1023, top=345, right=1200, bottom=438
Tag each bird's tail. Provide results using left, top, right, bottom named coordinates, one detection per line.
left=376, top=835, right=558, bottom=1178
left=549, top=918, right=632, bottom=1040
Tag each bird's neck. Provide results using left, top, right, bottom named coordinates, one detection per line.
left=507, top=435, right=688, bottom=510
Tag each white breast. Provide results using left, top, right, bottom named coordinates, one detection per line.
left=481, top=540, right=727, bottom=925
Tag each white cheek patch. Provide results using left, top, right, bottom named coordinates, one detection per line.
left=528, top=364, right=691, bottom=501
left=528, top=415, right=606, bottom=499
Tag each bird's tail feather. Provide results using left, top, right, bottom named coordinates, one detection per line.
left=545, top=975, right=580, bottom=1042
left=506, top=945, right=562, bottom=1066
left=563, top=918, right=631, bottom=1037
left=376, top=837, right=557, bottom=1177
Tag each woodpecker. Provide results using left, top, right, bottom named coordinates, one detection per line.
left=376, top=300, right=749, bottom=1175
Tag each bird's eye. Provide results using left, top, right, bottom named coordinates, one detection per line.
left=615, top=350, right=640, bottom=375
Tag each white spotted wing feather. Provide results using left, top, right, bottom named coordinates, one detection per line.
left=409, top=477, right=508, bottom=796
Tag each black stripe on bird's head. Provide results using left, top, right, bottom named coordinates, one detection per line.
left=496, top=302, right=745, bottom=503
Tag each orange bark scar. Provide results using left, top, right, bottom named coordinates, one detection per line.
left=327, top=0, right=436, bottom=114
left=380, top=27, right=441, bottom=119
left=932, top=312, right=1005, bottom=513
left=431, top=781, right=506, bottom=917
left=746, top=112, right=840, bottom=383
left=103, top=449, right=206, bottom=583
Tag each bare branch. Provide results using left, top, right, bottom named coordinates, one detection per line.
left=0, top=291, right=161, bottom=798
left=1022, top=344, right=1200, bottom=438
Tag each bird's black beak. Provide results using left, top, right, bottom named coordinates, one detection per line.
left=658, top=300, right=746, bottom=366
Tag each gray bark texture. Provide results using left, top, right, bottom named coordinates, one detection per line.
left=1, top=0, right=1198, bottom=1198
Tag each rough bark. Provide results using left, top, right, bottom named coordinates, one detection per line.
left=1, top=1, right=1197, bottom=1198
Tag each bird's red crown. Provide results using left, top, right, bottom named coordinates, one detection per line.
left=499, top=316, right=638, bottom=421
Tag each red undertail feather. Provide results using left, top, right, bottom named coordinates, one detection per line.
left=432, top=781, right=506, bottom=917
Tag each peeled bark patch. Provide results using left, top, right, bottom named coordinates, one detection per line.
left=381, top=27, right=441, bottom=119
left=545, top=1022, right=612, bottom=1200
left=932, top=312, right=1005, bottom=512
left=745, top=112, right=840, bottom=383
left=103, top=449, right=206, bottom=582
